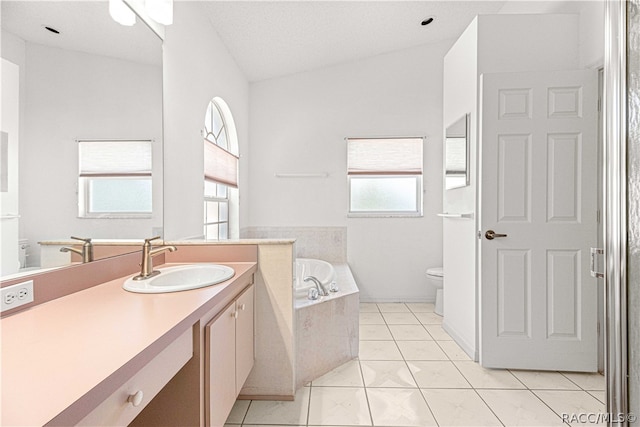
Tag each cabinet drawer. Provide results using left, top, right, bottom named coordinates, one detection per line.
left=77, top=328, right=193, bottom=426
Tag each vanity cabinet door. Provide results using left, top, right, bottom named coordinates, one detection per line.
left=206, top=302, right=237, bottom=427
left=235, top=285, right=254, bottom=393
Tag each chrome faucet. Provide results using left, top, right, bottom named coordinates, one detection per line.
left=304, top=276, right=329, bottom=296
left=60, top=236, right=94, bottom=263
left=133, top=236, right=177, bottom=281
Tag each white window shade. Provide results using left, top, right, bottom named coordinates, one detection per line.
left=204, top=139, right=238, bottom=188
left=79, top=140, right=152, bottom=176
left=347, top=137, right=423, bottom=175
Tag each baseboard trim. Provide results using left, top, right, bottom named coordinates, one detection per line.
left=442, top=320, right=478, bottom=362
left=237, top=394, right=294, bottom=401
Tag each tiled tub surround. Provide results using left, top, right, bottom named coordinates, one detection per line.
left=228, top=302, right=606, bottom=427
left=1, top=239, right=299, bottom=425
left=295, top=262, right=359, bottom=389
left=241, top=227, right=347, bottom=263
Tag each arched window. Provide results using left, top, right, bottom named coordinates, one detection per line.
left=203, top=97, right=239, bottom=239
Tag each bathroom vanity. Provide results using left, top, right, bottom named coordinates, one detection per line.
left=1, top=240, right=296, bottom=426
left=1, top=261, right=256, bottom=426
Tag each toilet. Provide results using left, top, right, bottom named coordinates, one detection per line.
left=426, top=267, right=444, bottom=316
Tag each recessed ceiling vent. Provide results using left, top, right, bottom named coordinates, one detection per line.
left=421, top=16, right=435, bottom=26
left=43, top=26, right=60, bottom=34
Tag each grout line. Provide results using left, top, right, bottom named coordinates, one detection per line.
left=356, top=357, right=376, bottom=427
left=471, top=388, right=507, bottom=427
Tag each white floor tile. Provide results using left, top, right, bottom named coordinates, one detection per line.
left=406, top=302, right=435, bottom=313
left=359, top=312, right=385, bottom=325
left=397, top=340, right=449, bottom=361
left=478, top=389, right=566, bottom=426
left=381, top=312, right=421, bottom=325
left=422, top=389, right=502, bottom=427
left=359, top=324, right=393, bottom=340
left=407, top=361, right=471, bottom=388
left=359, top=340, right=404, bottom=360
left=224, top=399, right=250, bottom=424
left=360, top=360, right=417, bottom=388
left=308, top=387, right=372, bottom=426
left=388, top=324, right=433, bottom=341
left=312, top=359, right=363, bottom=387
left=377, top=302, right=410, bottom=312
left=424, top=324, right=453, bottom=340
left=367, top=388, right=437, bottom=426
left=587, top=390, right=606, bottom=404
left=533, top=390, right=606, bottom=426
left=359, top=303, right=380, bottom=312
left=437, top=340, right=472, bottom=361
left=561, top=372, right=606, bottom=391
left=510, top=370, right=580, bottom=390
left=415, top=312, right=443, bottom=325
left=454, top=361, right=526, bottom=389
left=243, top=387, right=310, bottom=425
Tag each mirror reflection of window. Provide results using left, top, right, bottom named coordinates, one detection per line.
left=78, top=139, right=153, bottom=217
left=444, top=114, right=470, bottom=190
left=203, top=98, right=239, bottom=240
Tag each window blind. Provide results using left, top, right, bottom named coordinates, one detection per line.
left=79, top=140, right=152, bottom=177
left=347, top=137, right=423, bottom=175
left=204, top=139, right=239, bottom=188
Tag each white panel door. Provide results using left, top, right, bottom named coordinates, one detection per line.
left=479, top=70, right=598, bottom=372
left=0, top=59, right=20, bottom=275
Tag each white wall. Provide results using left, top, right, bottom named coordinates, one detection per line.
left=3, top=39, right=163, bottom=267
left=498, top=0, right=604, bottom=68
left=162, top=2, right=249, bottom=241
left=248, top=41, right=450, bottom=302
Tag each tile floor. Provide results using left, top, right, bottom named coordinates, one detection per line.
left=225, top=302, right=605, bottom=427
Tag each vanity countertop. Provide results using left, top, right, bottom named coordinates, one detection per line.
left=0, top=261, right=257, bottom=426
left=38, top=238, right=296, bottom=246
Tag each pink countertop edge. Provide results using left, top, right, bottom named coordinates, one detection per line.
left=0, top=261, right=257, bottom=426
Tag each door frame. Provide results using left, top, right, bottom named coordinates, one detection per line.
left=603, top=0, right=628, bottom=421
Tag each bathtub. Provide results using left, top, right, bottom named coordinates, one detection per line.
left=294, top=258, right=359, bottom=388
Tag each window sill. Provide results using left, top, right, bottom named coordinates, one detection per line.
left=347, top=213, right=424, bottom=218
left=78, top=215, right=153, bottom=219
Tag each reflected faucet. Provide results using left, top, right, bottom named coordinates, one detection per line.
left=304, top=276, right=329, bottom=296
left=133, top=236, right=177, bottom=281
left=60, top=236, right=93, bottom=263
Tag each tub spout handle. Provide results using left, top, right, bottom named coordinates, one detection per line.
left=308, top=288, right=319, bottom=300
left=329, top=281, right=339, bottom=293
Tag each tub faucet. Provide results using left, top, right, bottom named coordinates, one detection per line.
left=60, top=236, right=93, bottom=263
left=304, top=276, right=329, bottom=296
left=133, top=236, right=177, bottom=281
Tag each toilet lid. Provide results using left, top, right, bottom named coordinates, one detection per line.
left=426, top=267, right=443, bottom=277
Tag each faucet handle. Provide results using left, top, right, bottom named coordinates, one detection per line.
left=71, top=236, right=92, bottom=243
left=143, top=236, right=162, bottom=245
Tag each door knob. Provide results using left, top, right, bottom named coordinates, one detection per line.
left=485, top=230, right=507, bottom=240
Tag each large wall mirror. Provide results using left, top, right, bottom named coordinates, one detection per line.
left=444, top=113, right=470, bottom=190
left=0, top=1, right=163, bottom=278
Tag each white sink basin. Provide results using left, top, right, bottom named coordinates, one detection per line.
left=123, top=264, right=235, bottom=293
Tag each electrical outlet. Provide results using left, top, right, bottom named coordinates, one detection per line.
left=1, top=280, right=34, bottom=312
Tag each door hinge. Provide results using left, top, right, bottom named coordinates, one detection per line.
left=597, top=209, right=601, bottom=223
left=598, top=97, right=602, bottom=112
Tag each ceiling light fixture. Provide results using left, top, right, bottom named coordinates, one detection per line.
left=145, top=0, right=173, bottom=26
left=109, top=0, right=137, bottom=26
left=421, top=16, right=435, bottom=26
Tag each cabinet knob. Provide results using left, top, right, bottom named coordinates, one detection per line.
left=239, top=303, right=246, bottom=311
left=231, top=311, right=238, bottom=319
left=127, top=390, right=144, bottom=407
